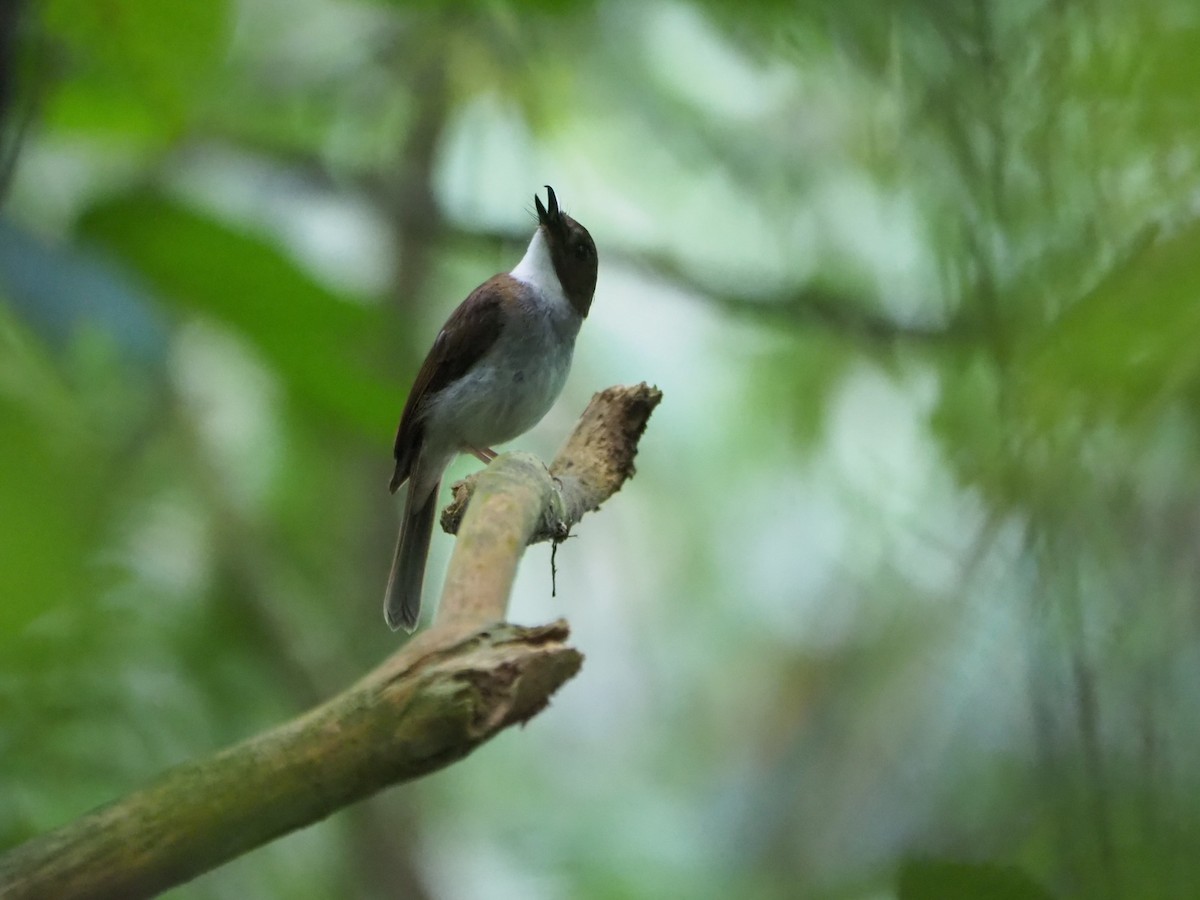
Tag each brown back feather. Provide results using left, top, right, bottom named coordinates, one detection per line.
left=389, top=278, right=509, bottom=492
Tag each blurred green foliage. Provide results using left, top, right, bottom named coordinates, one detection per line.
left=3, top=0, right=1200, bottom=898
left=79, top=191, right=394, bottom=432
left=44, top=0, right=228, bottom=139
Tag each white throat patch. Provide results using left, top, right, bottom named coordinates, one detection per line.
left=511, top=228, right=569, bottom=313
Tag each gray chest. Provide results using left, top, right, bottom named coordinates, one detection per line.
left=426, top=286, right=582, bottom=449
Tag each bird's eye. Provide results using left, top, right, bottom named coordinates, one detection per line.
left=574, top=242, right=590, bottom=260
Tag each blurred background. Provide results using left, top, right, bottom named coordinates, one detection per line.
left=2, top=0, right=1199, bottom=897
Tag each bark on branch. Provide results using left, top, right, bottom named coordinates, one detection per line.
left=435, top=382, right=661, bottom=632
left=0, top=383, right=662, bottom=900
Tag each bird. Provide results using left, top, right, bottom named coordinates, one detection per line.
left=384, top=186, right=598, bottom=632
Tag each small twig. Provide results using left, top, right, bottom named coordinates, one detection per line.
left=551, top=539, right=560, bottom=597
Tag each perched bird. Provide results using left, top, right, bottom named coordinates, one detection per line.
left=384, top=186, right=598, bottom=631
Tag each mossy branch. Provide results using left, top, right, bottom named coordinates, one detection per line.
left=0, top=383, right=661, bottom=900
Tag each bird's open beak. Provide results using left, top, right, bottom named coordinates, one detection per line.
left=535, top=185, right=561, bottom=229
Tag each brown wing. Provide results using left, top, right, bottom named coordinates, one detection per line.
left=389, top=277, right=509, bottom=492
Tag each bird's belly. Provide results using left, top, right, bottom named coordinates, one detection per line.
left=425, top=340, right=573, bottom=451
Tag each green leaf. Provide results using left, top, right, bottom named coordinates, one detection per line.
left=77, top=192, right=397, bottom=437
left=0, top=307, right=101, bottom=637
left=41, top=0, right=230, bottom=138
left=898, top=858, right=1056, bottom=900
left=1018, top=217, right=1200, bottom=426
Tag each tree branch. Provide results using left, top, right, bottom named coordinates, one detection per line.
left=440, top=382, right=663, bottom=546
left=0, top=383, right=662, bottom=900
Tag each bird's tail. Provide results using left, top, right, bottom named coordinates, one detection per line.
left=384, top=477, right=440, bottom=632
